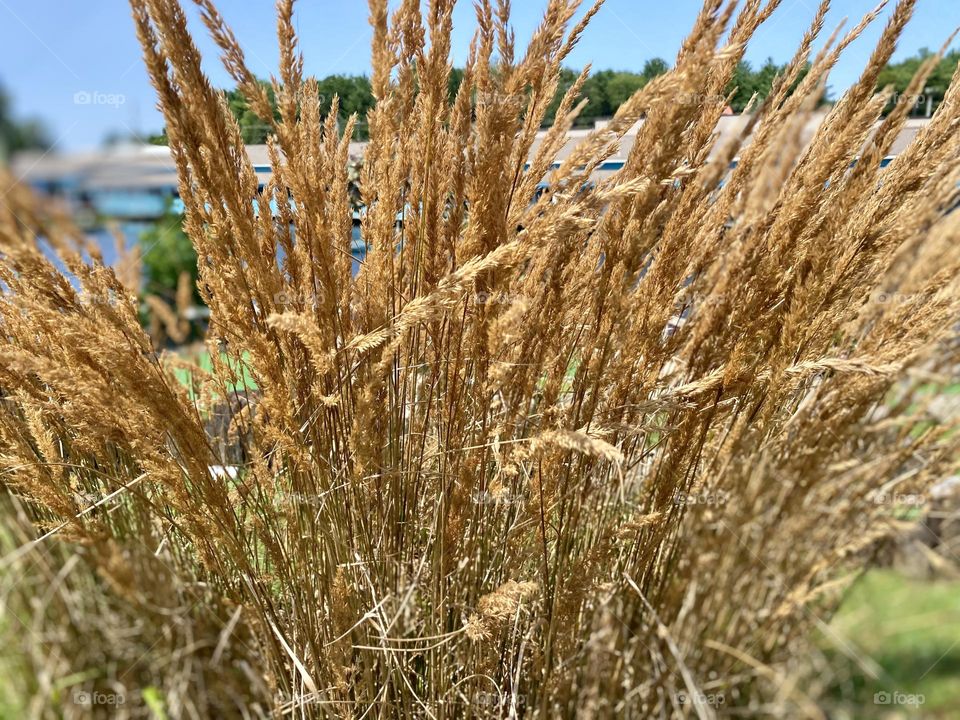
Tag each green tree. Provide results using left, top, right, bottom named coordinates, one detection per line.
left=225, top=80, right=279, bottom=144
left=0, top=84, right=49, bottom=161
left=543, top=67, right=581, bottom=126
left=724, top=58, right=807, bottom=112
left=316, top=75, right=376, bottom=139
left=877, top=48, right=959, bottom=116
left=447, top=67, right=466, bottom=103
left=580, top=70, right=614, bottom=121
left=604, top=71, right=648, bottom=110
left=225, top=76, right=376, bottom=141
left=146, top=56, right=753, bottom=143
left=151, top=75, right=378, bottom=143
left=753, top=59, right=781, bottom=102
left=140, top=199, right=199, bottom=303
left=542, top=61, right=669, bottom=128
left=641, top=58, right=670, bottom=81
left=726, top=61, right=759, bottom=111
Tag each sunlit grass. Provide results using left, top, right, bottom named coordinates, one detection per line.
left=821, top=570, right=960, bottom=717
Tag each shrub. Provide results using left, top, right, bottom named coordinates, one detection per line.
left=0, top=0, right=958, bottom=716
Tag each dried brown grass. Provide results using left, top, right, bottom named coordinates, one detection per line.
left=1, top=0, right=960, bottom=717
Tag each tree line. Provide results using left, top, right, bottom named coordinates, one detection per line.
left=877, top=48, right=959, bottom=116
left=139, top=49, right=956, bottom=146
left=151, top=56, right=812, bottom=144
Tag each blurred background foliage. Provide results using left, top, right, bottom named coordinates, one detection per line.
left=0, top=83, right=49, bottom=162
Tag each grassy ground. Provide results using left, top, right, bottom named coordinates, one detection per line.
left=817, top=570, right=960, bottom=719
left=162, top=349, right=960, bottom=717
left=170, top=345, right=257, bottom=396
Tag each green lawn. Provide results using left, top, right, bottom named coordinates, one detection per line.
left=104, top=354, right=960, bottom=717
left=171, top=347, right=257, bottom=397
left=818, top=570, right=960, bottom=718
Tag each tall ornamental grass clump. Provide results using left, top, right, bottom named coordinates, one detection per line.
left=1, top=0, right=959, bottom=716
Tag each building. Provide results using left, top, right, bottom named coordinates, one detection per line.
left=11, top=114, right=930, bottom=223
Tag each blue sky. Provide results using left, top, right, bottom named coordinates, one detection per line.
left=0, top=0, right=956, bottom=151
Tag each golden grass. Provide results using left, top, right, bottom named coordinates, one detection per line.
left=1, top=0, right=959, bottom=716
